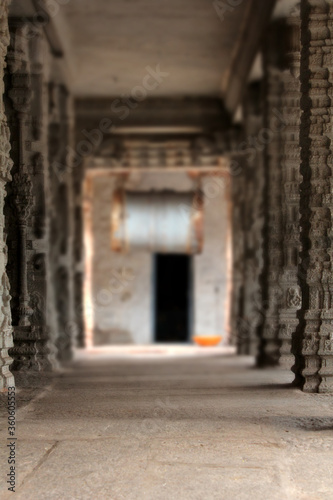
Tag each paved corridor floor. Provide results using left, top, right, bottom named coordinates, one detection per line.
left=1, top=353, right=333, bottom=499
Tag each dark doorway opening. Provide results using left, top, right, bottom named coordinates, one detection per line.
left=154, top=254, right=191, bottom=343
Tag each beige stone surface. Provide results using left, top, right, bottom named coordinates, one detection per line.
left=1, top=354, right=332, bottom=499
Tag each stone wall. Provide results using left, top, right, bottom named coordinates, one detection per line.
left=89, top=171, right=230, bottom=345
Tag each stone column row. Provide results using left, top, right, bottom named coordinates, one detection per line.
left=278, top=5, right=302, bottom=371
left=229, top=127, right=247, bottom=349
left=5, top=22, right=51, bottom=374
left=255, top=0, right=333, bottom=393
left=298, top=0, right=333, bottom=393
left=4, top=19, right=77, bottom=379
left=0, top=0, right=14, bottom=390
left=234, top=8, right=302, bottom=373
left=238, top=81, right=265, bottom=357
left=259, top=20, right=285, bottom=367
left=48, top=83, right=76, bottom=362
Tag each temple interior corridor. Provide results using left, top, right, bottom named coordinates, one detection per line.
left=1, top=352, right=333, bottom=499
left=1, top=0, right=333, bottom=497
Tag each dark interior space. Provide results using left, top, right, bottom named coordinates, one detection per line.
left=154, top=254, right=191, bottom=343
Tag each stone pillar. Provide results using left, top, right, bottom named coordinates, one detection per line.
left=0, top=0, right=14, bottom=390
left=73, top=200, right=84, bottom=347
left=48, top=83, right=76, bottom=362
left=72, top=118, right=85, bottom=348
left=7, top=24, right=33, bottom=329
left=6, top=22, right=52, bottom=373
left=258, top=21, right=285, bottom=366
left=240, top=81, right=265, bottom=356
left=278, top=5, right=302, bottom=370
left=319, top=0, right=333, bottom=393
left=298, top=0, right=333, bottom=392
left=228, top=127, right=246, bottom=349
left=64, top=94, right=77, bottom=355
left=30, top=30, right=58, bottom=369
left=57, top=87, right=76, bottom=361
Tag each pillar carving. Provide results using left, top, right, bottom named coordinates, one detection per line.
left=319, top=0, right=333, bottom=392
left=73, top=199, right=84, bottom=347
left=72, top=126, right=85, bottom=347
left=7, top=24, right=33, bottom=328
left=229, top=127, right=246, bottom=348
left=0, top=0, right=14, bottom=390
left=239, top=81, right=265, bottom=356
left=6, top=22, right=51, bottom=373
left=48, top=83, right=76, bottom=362
left=299, top=0, right=333, bottom=392
left=258, top=22, right=285, bottom=366
left=278, top=5, right=302, bottom=370
left=12, top=167, right=33, bottom=326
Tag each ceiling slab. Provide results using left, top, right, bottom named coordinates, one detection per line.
left=9, top=0, right=279, bottom=112
left=60, top=0, right=259, bottom=99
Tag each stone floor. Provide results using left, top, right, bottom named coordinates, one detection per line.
left=1, top=351, right=333, bottom=499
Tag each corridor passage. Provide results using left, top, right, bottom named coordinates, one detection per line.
left=1, top=353, right=333, bottom=499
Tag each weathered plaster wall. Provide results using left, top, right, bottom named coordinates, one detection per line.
left=90, top=171, right=230, bottom=345
left=194, top=176, right=230, bottom=341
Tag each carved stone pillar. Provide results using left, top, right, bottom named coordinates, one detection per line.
left=7, top=24, right=33, bottom=328
left=240, top=81, right=265, bottom=356
left=299, top=0, right=333, bottom=392
left=278, top=5, right=302, bottom=370
left=319, top=0, right=333, bottom=392
left=258, top=21, right=285, bottom=366
left=72, top=118, right=85, bottom=348
left=73, top=204, right=84, bottom=348
left=6, top=22, right=51, bottom=373
left=0, top=0, right=14, bottom=390
left=63, top=93, right=76, bottom=358
left=48, top=83, right=76, bottom=362
left=30, top=29, right=58, bottom=370
left=229, top=127, right=246, bottom=348
left=12, top=165, right=33, bottom=327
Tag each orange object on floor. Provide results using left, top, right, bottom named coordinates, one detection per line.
left=193, top=336, right=222, bottom=347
